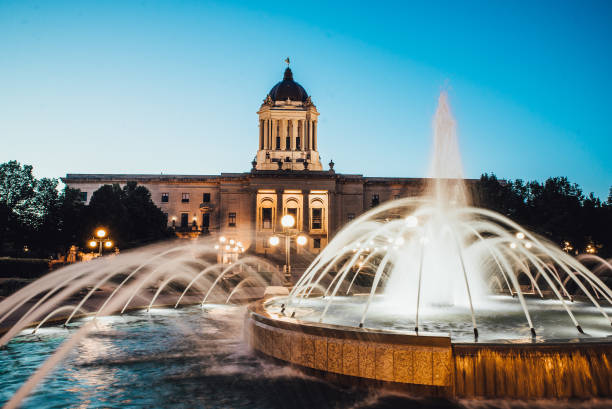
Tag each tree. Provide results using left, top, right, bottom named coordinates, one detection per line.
left=85, top=182, right=170, bottom=248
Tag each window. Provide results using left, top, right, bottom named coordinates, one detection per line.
left=262, top=208, right=272, bottom=229
left=180, top=213, right=189, bottom=228
left=181, top=193, right=190, bottom=203
left=202, top=213, right=210, bottom=228
left=79, top=191, right=87, bottom=202
left=228, top=212, right=236, bottom=227
left=161, top=193, right=169, bottom=203
left=312, top=208, right=322, bottom=230
left=285, top=136, right=290, bottom=150
left=371, top=194, right=379, bottom=207
left=296, top=137, right=301, bottom=150
left=276, top=136, right=280, bottom=150
left=314, top=238, right=321, bottom=249
left=287, top=207, right=297, bottom=219
left=347, top=213, right=355, bottom=222
left=203, top=193, right=211, bottom=203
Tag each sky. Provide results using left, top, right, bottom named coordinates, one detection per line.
left=0, top=0, right=610, bottom=199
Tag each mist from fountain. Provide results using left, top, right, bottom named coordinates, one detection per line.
left=0, top=238, right=281, bottom=409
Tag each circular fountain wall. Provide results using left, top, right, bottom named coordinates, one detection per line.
left=247, top=298, right=612, bottom=398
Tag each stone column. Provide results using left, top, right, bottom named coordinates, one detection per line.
left=291, top=119, right=297, bottom=150
left=276, top=192, right=283, bottom=231
left=300, top=120, right=305, bottom=151
left=272, top=119, right=278, bottom=150
left=303, top=191, right=310, bottom=233
left=279, top=119, right=285, bottom=150
left=313, top=121, right=317, bottom=151
left=309, top=120, right=313, bottom=150
left=263, top=119, right=269, bottom=149
left=259, top=120, right=264, bottom=150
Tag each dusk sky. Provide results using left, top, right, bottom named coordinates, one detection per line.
left=1, top=1, right=610, bottom=199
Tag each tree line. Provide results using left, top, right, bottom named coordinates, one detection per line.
left=0, top=161, right=172, bottom=258
left=472, top=174, right=612, bottom=257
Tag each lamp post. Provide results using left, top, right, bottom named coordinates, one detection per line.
left=89, top=228, right=113, bottom=256
left=216, top=236, right=244, bottom=265
left=270, top=214, right=308, bottom=283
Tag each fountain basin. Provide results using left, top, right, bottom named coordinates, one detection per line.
left=247, top=298, right=612, bottom=398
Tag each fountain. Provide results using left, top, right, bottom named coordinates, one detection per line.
left=246, top=92, right=612, bottom=398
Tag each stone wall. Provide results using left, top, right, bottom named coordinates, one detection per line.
left=247, top=300, right=612, bottom=398
left=247, top=301, right=453, bottom=391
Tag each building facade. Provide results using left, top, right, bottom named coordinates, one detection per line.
left=64, top=66, right=429, bottom=255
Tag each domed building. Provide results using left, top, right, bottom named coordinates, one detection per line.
left=63, top=64, right=429, bottom=276
left=255, top=67, right=322, bottom=171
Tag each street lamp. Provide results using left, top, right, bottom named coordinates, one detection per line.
left=89, top=228, right=113, bottom=256
left=217, top=235, right=245, bottom=264
left=270, top=214, right=307, bottom=283
left=281, top=214, right=295, bottom=229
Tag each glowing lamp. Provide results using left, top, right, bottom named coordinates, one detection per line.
left=296, top=235, right=307, bottom=246
left=96, top=229, right=107, bottom=238
left=89, top=241, right=97, bottom=248
left=269, top=236, right=280, bottom=246
left=105, top=241, right=113, bottom=248
left=219, top=236, right=227, bottom=243
left=516, top=232, right=525, bottom=240
left=281, top=214, right=295, bottom=228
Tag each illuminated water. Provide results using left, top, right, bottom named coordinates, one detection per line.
left=1, top=305, right=610, bottom=409
left=269, top=296, right=612, bottom=342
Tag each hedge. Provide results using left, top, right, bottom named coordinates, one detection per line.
left=0, top=257, right=50, bottom=278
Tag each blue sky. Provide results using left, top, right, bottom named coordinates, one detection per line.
left=0, top=1, right=610, bottom=199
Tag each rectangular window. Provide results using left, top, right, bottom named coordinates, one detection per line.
left=161, top=193, right=169, bottom=203
left=79, top=191, right=87, bottom=202
left=347, top=213, right=355, bottom=222
left=314, top=238, right=321, bottom=249
left=228, top=212, right=236, bottom=227
left=180, top=213, right=189, bottom=228
left=285, top=136, right=290, bottom=150
left=296, top=137, right=301, bottom=150
left=181, top=193, right=190, bottom=203
left=287, top=208, right=297, bottom=219
left=202, top=213, right=210, bottom=228
left=276, top=136, right=281, bottom=150
left=203, top=193, right=210, bottom=203
left=262, top=208, right=272, bottom=229
left=371, top=194, right=379, bottom=207
left=312, top=208, right=322, bottom=230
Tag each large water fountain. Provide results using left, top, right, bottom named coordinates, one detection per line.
left=247, top=92, right=612, bottom=398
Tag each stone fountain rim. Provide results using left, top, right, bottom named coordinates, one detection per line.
left=255, top=297, right=612, bottom=349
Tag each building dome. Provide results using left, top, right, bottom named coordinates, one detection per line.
left=267, top=67, right=308, bottom=102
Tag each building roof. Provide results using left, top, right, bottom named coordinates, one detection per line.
left=267, top=68, right=309, bottom=102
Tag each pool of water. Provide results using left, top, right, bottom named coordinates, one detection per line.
left=268, top=295, right=612, bottom=342
left=1, top=304, right=610, bottom=408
